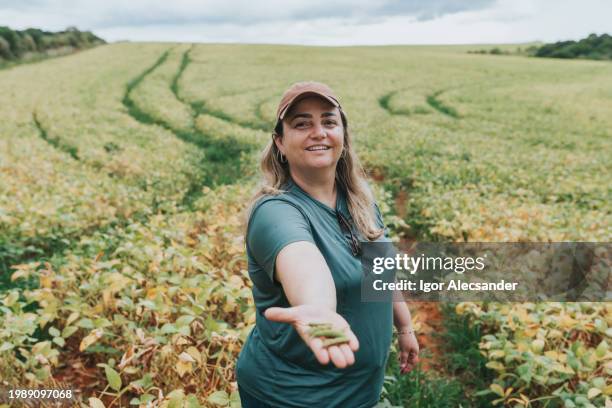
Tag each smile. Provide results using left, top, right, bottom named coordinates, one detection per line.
left=305, top=145, right=331, bottom=151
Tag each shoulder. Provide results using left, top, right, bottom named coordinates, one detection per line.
left=247, top=193, right=310, bottom=233
left=249, top=192, right=305, bottom=218
left=246, top=193, right=315, bottom=269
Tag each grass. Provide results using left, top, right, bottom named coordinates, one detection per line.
left=438, top=304, right=496, bottom=407
left=380, top=348, right=469, bottom=407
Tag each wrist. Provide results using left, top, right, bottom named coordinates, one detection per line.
left=396, top=326, right=415, bottom=335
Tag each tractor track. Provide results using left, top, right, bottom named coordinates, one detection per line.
left=379, top=90, right=412, bottom=116
left=32, top=111, right=80, bottom=160
left=379, top=88, right=460, bottom=119
left=426, top=90, right=460, bottom=118
left=123, top=45, right=261, bottom=207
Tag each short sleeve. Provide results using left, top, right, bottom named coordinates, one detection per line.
left=247, top=199, right=315, bottom=283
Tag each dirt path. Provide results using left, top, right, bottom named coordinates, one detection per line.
left=395, top=191, right=445, bottom=373
left=410, top=301, right=444, bottom=371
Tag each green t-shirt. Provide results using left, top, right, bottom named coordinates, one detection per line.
left=236, top=179, right=393, bottom=408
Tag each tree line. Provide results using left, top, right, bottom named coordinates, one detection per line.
left=534, top=33, right=611, bottom=60
left=468, top=33, right=612, bottom=61
left=0, top=26, right=105, bottom=62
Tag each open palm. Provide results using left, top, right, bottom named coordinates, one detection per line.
left=264, top=304, right=359, bottom=369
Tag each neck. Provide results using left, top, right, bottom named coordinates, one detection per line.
left=290, top=167, right=337, bottom=208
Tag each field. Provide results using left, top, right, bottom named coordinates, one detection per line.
left=0, top=42, right=611, bottom=407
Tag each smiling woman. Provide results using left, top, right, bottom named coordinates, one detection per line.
left=235, top=82, right=419, bottom=408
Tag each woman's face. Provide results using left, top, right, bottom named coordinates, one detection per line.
left=275, top=96, right=344, bottom=174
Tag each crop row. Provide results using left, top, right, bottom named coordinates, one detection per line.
left=1, top=42, right=610, bottom=407
left=456, top=302, right=611, bottom=407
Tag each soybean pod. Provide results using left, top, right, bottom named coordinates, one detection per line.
left=308, top=322, right=332, bottom=329
left=322, top=337, right=349, bottom=347
left=309, top=329, right=346, bottom=338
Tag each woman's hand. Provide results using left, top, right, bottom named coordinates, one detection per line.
left=264, top=304, right=359, bottom=369
left=397, top=330, right=419, bottom=374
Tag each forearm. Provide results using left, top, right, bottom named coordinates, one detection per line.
left=393, top=301, right=413, bottom=331
left=275, top=241, right=337, bottom=311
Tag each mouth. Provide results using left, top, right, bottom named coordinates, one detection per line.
left=305, top=145, right=331, bottom=151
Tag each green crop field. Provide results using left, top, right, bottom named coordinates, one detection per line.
left=1, top=42, right=610, bottom=407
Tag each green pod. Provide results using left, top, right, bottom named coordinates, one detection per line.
left=308, top=322, right=333, bottom=328
left=309, top=329, right=346, bottom=338
left=322, top=337, right=349, bottom=347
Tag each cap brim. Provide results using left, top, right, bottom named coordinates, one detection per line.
left=278, top=91, right=340, bottom=120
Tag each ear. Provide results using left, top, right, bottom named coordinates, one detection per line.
left=273, top=133, right=285, bottom=154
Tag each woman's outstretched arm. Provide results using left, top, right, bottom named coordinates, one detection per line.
left=264, top=241, right=359, bottom=369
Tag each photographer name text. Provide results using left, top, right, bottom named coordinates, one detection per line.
left=372, top=279, right=519, bottom=292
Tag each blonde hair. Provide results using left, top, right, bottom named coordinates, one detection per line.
left=248, top=109, right=383, bottom=241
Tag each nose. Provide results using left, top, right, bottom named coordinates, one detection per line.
left=310, top=123, right=326, bottom=139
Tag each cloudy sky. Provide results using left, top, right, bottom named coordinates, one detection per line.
left=2, top=0, right=611, bottom=45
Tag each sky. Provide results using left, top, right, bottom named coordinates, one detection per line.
left=1, top=0, right=611, bottom=45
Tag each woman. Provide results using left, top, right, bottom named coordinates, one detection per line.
left=236, top=82, right=419, bottom=408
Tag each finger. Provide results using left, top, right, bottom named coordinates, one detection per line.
left=402, top=352, right=418, bottom=374
left=339, top=343, right=355, bottom=366
left=344, top=329, right=359, bottom=352
left=400, top=359, right=413, bottom=373
left=264, top=307, right=296, bottom=323
left=403, top=362, right=416, bottom=374
left=309, top=337, right=330, bottom=365
left=328, top=345, right=347, bottom=368
left=400, top=351, right=408, bottom=365
left=399, top=351, right=407, bottom=373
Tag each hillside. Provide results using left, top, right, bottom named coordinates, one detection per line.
left=0, top=26, right=104, bottom=64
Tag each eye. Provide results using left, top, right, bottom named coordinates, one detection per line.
left=324, top=119, right=338, bottom=127
left=294, top=121, right=310, bottom=129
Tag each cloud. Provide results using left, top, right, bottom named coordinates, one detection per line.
left=375, top=0, right=496, bottom=21
left=0, top=0, right=497, bottom=30
left=1, top=0, right=610, bottom=45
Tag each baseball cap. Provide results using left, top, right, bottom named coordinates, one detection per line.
left=276, top=81, right=342, bottom=121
